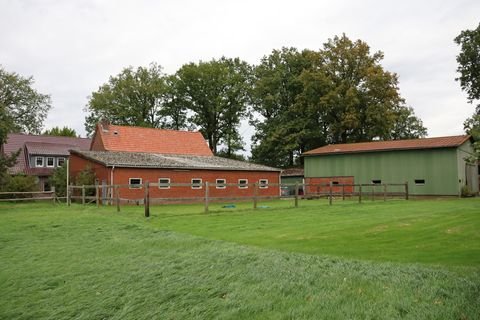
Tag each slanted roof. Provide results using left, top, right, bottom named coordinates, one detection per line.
left=303, top=135, right=471, bottom=156
left=3, top=133, right=91, bottom=175
left=281, top=168, right=304, bottom=177
left=91, top=123, right=213, bottom=156
left=72, top=150, right=281, bottom=172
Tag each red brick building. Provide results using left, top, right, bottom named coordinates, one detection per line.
left=69, top=123, right=280, bottom=200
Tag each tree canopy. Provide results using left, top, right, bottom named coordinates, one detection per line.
left=250, top=35, right=426, bottom=167
left=173, top=57, right=252, bottom=156
left=455, top=23, right=480, bottom=158
left=84, top=63, right=185, bottom=136
left=0, top=66, right=51, bottom=144
left=43, top=126, right=78, bottom=137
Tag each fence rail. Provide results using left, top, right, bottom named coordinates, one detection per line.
left=64, top=181, right=409, bottom=216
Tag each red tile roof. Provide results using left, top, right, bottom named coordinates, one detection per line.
left=3, top=133, right=91, bottom=175
left=303, top=135, right=471, bottom=156
left=92, top=124, right=213, bottom=156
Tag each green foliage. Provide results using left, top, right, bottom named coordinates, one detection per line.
left=0, top=66, right=51, bottom=143
left=43, top=126, right=78, bottom=137
left=74, top=165, right=96, bottom=196
left=251, top=36, right=426, bottom=167
left=455, top=23, right=480, bottom=159
left=173, top=57, right=252, bottom=154
left=455, top=23, right=480, bottom=104
left=0, top=174, right=37, bottom=197
left=84, top=63, right=185, bottom=136
left=49, top=164, right=67, bottom=197
left=0, top=148, right=19, bottom=188
left=0, top=201, right=479, bottom=319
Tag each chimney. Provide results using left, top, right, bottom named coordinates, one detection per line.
left=100, top=119, right=110, bottom=132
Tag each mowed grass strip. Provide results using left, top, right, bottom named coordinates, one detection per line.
left=0, top=203, right=479, bottom=319
left=146, top=198, right=480, bottom=267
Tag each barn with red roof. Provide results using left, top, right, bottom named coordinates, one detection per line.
left=302, top=135, right=479, bottom=196
left=69, top=123, right=281, bottom=200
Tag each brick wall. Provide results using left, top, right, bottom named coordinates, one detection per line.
left=69, top=154, right=280, bottom=200
left=305, top=176, right=354, bottom=195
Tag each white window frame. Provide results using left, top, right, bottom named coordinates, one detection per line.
left=158, top=178, right=170, bottom=189
left=259, top=179, right=269, bottom=189
left=57, top=157, right=65, bottom=167
left=238, top=179, right=248, bottom=189
left=46, top=157, right=55, bottom=168
left=35, top=156, right=44, bottom=167
left=191, top=178, right=202, bottom=189
left=129, top=178, right=143, bottom=189
left=216, top=178, right=226, bottom=189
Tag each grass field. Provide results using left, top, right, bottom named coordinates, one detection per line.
left=1, top=199, right=479, bottom=319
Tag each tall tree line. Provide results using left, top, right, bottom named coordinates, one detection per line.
left=84, top=34, right=427, bottom=166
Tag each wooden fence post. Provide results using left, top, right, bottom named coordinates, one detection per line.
left=67, top=184, right=72, bottom=206
left=115, top=185, right=120, bottom=212
left=95, top=184, right=99, bottom=207
left=52, top=186, right=56, bottom=205
left=372, top=184, right=375, bottom=201
left=253, top=182, right=258, bottom=209
left=383, top=184, right=387, bottom=202
left=405, top=182, right=409, bottom=200
left=204, top=181, right=209, bottom=213
left=359, top=184, right=362, bottom=203
left=82, top=185, right=85, bottom=205
left=328, top=181, right=333, bottom=205
left=144, top=181, right=150, bottom=217
left=342, top=184, right=345, bottom=201
left=294, top=182, right=299, bottom=208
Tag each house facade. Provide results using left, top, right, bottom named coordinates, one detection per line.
left=3, top=134, right=91, bottom=191
left=69, top=123, right=280, bottom=200
left=302, top=135, right=479, bottom=196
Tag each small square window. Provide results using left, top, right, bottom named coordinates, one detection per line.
left=372, top=179, right=381, bottom=185
left=46, top=157, right=55, bottom=167
left=216, top=179, right=226, bottom=189
left=191, top=178, right=202, bottom=189
left=57, top=157, right=65, bottom=167
left=159, top=178, right=170, bottom=189
left=35, top=157, right=44, bottom=167
left=259, top=179, right=268, bottom=189
left=129, top=178, right=142, bottom=189
left=414, top=179, right=425, bottom=185
left=238, top=179, right=248, bottom=189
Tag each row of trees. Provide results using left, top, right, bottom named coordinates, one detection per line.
left=84, top=35, right=427, bottom=167
left=1, top=27, right=479, bottom=181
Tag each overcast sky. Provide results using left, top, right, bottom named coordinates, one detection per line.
left=1, top=0, right=479, bottom=152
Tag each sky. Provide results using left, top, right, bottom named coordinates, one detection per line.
left=1, top=0, right=479, bottom=153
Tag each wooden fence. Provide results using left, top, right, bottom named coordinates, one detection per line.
left=0, top=189, right=57, bottom=203
left=66, top=181, right=409, bottom=217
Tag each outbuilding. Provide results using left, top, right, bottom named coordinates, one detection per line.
left=302, top=135, right=478, bottom=196
left=69, top=123, right=280, bottom=200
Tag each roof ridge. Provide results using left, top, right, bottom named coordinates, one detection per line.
left=108, top=124, right=203, bottom=135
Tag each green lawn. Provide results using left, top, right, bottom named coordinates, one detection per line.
left=0, top=199, right=479, bottom=319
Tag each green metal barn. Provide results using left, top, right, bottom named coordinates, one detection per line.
left=303, top=135, right=479, bottom=196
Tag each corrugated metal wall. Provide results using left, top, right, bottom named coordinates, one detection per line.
left=304, top=147, right=461, bottom=195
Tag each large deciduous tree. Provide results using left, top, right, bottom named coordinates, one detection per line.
left=84, top=63, right=187, bottom=136
left=251, top=36, right=426, bottom=168
left=173, top=57, right=252, bottom=156
left=455, top=23, right=480, bottom=158
left=0, top=66, right=51, bottom=187
left=0, top=66, right=51, bottom=144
